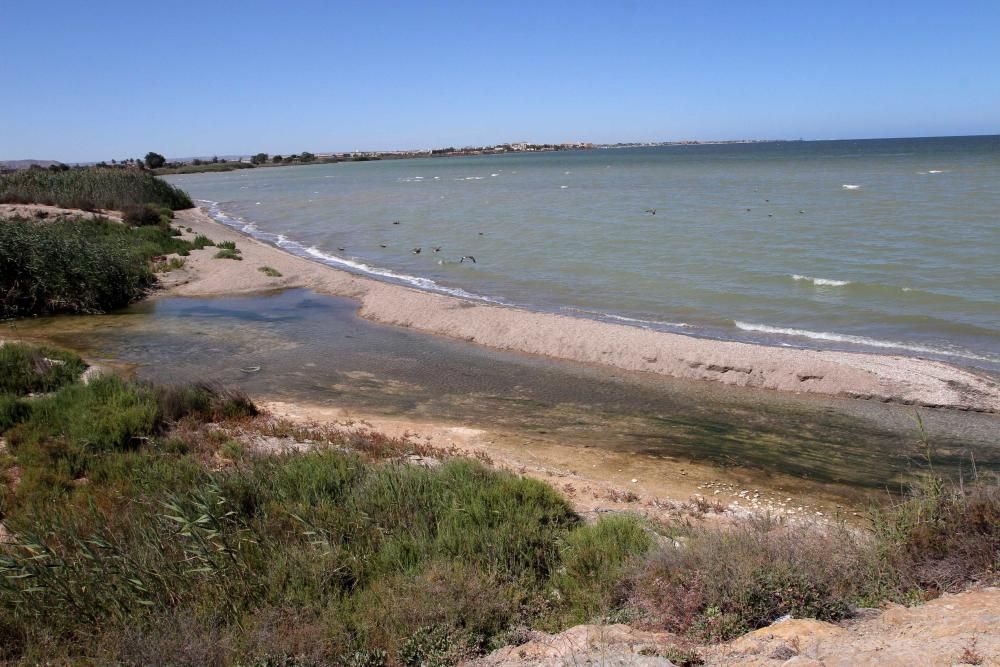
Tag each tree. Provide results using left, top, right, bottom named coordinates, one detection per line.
left=251, top=152, right=269, bottom=165
left=300, top=151, right=316, bottom=162
left=272, top=154, right=283, bottom=163
left=144, top=152, right=166, bottom=169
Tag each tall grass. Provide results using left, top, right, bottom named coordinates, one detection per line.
left=0, top=217, right=196, bottom=317
left=0, top=168, right=192, bottom=210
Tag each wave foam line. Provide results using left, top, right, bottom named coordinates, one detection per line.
left=198, top=200, right=506, bottom=305
left=734, top=321, right=995, bottom=362
left=563, top=308, right=690, bottom=330
left=791, top=274, right=851, bottom=287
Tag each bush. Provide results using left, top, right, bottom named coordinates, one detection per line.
left=215, top=248, right=242, bottom=260
left=870, top=475, right=1000, bottom=596
left=258, top=266, right=282, bottom=277
left=122, top=204, right=164, bottom=227
left=155, top=382, right=258, bottom=423
left=631, top=517, right=860, bottom=642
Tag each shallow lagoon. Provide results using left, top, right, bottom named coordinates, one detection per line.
left=12, top=288, right=999, bottom=504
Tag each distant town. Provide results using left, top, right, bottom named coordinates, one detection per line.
left=1, top=139, right=792, bottom=174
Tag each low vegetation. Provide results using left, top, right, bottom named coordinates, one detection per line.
left=0, top=344, right=650, bottom=665
left=0, top=342, right=996, bottom=665
left=258, top=265, right=282, bottom=277
left=0, top=168, right=193, bottom=211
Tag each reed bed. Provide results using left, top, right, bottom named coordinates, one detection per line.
left=0, top=168, right=193, bottom=210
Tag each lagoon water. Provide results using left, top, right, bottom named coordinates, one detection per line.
left=165, top=136, right=1000, bottom=371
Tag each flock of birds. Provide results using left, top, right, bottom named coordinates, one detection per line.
left=340, top=195, right=804, bottom=266
left=336, top=220, right=477, bottom=265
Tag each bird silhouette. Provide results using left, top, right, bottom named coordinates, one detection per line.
left=432, top=246, right=441, bottom=252
left=460, top=255, right=476, bottom=264
left=412, top=247, right=421, bottom=254
left=645, top=208, right=656, bottom=215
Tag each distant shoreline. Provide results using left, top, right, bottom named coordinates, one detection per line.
left=157, top=204, right=1000, bottom=413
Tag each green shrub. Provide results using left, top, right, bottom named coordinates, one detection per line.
left=217, top=240, right=237, bottom=250
left=552, top=514, right=652, bottom=623
left=215, top=248, right=242, bottom=260
left=192, top=234, right=215, bottom=249
left=258, top=266, right=282, bottom=277
left=0, top=343, right=86, bottom=395
left=0, top=168, right=193, bottom=210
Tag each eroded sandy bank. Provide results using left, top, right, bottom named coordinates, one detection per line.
left=161, top=206, right=1000, bottom=412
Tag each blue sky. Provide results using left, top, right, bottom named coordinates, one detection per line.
left=2, top=1, right=998, bottom=162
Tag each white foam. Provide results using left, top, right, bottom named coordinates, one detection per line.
left=791, top=274, right=851, bottom=287
left=602, top=313, right=690, bottom=328
left=303, top=246, right=503, bottom=303
left=841, top=184, right=861, bottom=190
left=734, top=321, right=992, bottom=362
left=928, top=170, right=944, bottom=174
left=564, top=308, right=689, bottom=330
left=199, top=200, right=504, bottom=305
left=560, top=185, right=569, bottom=189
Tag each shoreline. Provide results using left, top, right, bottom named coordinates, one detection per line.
left=161, top=205, right=1000, bottom=413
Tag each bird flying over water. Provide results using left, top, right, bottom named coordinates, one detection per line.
left=412, top=247, right=421, bottom=254
left=432, top=246, right=441, bottom=252
left=645, top=208, right=656, bottom=215
left=392, top=220, right=400, bottom=225
left=460, top=255, right=476, bottom=264
left=379, top=244, right=387, bottom=248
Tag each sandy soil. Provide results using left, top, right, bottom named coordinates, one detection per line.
left=158, top=206, right=1000, bottom=413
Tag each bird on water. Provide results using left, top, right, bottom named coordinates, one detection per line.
left=460, top=255, right=476, bottom=264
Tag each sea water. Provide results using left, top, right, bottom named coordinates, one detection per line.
left=164, top=136, right=1000, bottom=371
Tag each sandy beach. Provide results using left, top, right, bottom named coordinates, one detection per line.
left=159, top=206, right=1000, bottom=413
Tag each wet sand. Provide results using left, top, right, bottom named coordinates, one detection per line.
left=160, top=206, right=1000, bottom=413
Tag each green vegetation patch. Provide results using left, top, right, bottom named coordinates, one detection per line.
left=257, top=266, right=282, bottom=277
left=153, top=161, right=256, bottom=176
left=0, top=168, right=193, bottom=211
left=0, top=343, right=86, bottom=396
left=214, top=241, right=242, bottom=260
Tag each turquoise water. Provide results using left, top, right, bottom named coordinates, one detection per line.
left=165, top=136, right=1000, bottom=370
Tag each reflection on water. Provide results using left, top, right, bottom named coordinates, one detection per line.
left=12, top=289, right=999, bottom=502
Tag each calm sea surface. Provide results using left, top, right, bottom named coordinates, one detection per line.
left=165, top=136, right=1000, bottom=371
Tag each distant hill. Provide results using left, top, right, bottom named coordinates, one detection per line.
left=0, top=159, right=63, bottom=171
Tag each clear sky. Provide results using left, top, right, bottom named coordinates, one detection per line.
left=2, top=1, right=998, bottom=162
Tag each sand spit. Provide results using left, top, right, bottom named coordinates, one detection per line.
left=163, top=207, right=1000, bottom=413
